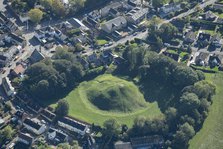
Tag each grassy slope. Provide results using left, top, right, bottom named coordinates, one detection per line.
left=189, top=73, right=223, bottom=149
left=62, top=74, right=162, bottom=126
left=85, top=74, right=147, bottom=112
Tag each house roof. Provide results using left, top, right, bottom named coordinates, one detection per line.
left=210, top=34, right=221, bottom=43
left=30, top=49, right=45, bottom=63
left=48, top=128, right=68, bottom=142
left=18, top=133, right=34, bottom=144
left=126, top=7, right=148, bottom=22
left=115, top=141, right=132, bottom=149
left=185, top=31, right=196, bottom=41
left=198, top=32, right=211, bottom=41
left=101, top=2, right=123, bottom=14
left=41, top=109, right=56, bottom=121
left=213, top=3, right=223, bottom=10
left=2, top=77, right=14, bottom=93
left=68, top=18, right=89, bottom=31
left=58, top=117, right=87, bottom=131
left=101, top=16, right=127, bottom=32
left=23, top=118, right=41, bottom=130
left=13, top=64, right=25, bottom=75
left=195, top=52, right=210, bottom=65
left=131, top=135, right=164, bottom=148
left=204, top=11, right=217, bottom=20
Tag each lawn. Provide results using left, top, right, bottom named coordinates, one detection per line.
left=53, top=74, right=162, bottom=126
left=97, top=39, right=108, bottom=46
left=189, top=72, right=223, bottom=149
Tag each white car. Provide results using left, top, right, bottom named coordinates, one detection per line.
left=9, top=143, right=15, bottom=149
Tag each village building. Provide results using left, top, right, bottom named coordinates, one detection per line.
left=58, top=117, right=90, bottom=136
left=2, top=77, right=15, bottom=97
left=23, top=118, right=47, bottom=135
left=101, top=16, right=127, bottom=33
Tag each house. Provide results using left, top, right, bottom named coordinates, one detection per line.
left=58, top=117, right=90, bottom=136
left=126, top=7, right=148, bottom=24
left=209, top=54, right=223, bottom=67
left=184, top=31, right=197, bottom=43
left=101, top=16, right=127, bottom=33
left=29, top=49, right=45, bottom=64
left=109, top=8, right=120, bottom=17
left=213, top=3, right=223, bottom=11
left=17, top=133, right=34, bottom=146
left=40, top=109, right=56, bottom=123
left=2, top=77, right=15, bottom=97
left=163, top=51, right=180, bottom=61
left=23, top=118, right=46, bottom=135
left=171, top=19, right=185, bottom=32
left=216, top=17, right=223, bottom=24
left=77, top=57, right=89, bottom=69
left=195, top=52, right=210, bottom=66
left=0, top=46, right=19, bottom=67
left=115, top=141, right=132, bottom=149
left=9, top=33, right=26, bottom=47
left=68, top=18, right=89, bottom=31
left=47, top=128, right=68, bottom=144
left=87, top=53, right=98, bottom=63
left=85, top=17, right=99, bottom=28
left=0, top=117, right=5, bottom=127
left=131, top=135, right=164, bottom=149
left=100, top=2, right=123, bottom=17
left=10, top=64, right=25, bottom=77
left=159, top=3, right=181, bottom=18
left=203, top=11, right=217, bottom=21
left=198, top=32, right=211, bottom=47
left=210, top=34, right=222, bottom=47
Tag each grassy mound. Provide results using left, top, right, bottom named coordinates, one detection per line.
left=85, top=75, right=147, bottom=112
left=51, top=74, right=162, bottom=126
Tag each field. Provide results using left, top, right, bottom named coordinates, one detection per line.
left=189, top=73, right=223, bottom=149
left=57, top=74, right=162, bottom=126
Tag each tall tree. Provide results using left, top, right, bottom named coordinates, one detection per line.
left=28, top=8, right=43, bottom=23
left=55, top=99, right=69, bottom=117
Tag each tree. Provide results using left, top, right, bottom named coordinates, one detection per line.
left=193, top=80, right=216, bottom=99
left=0, top=126, right=14, bottom=144
left=180, top=92, right=200, bottom=112
left=102, top=119, right=121, bottom=138
left=158, top=23, right=178, bottom=42
left=69, top=0, right=86, bottom=12
left=55, top=99, right=69, bottom=117
left=52, top=0, right=66, bottom=17
left=165, top=107, right=177, bottom=125
left=40, top=0, right=53, bottom=10
left=151, top=0, right=164, bottom=8
left=173, top=123, right=195, bottom=148
left=57, top=143, right=70, bottom=149
left=28, top=8, right=43, bottom=23
left=173, top=65, right=199, bottom=88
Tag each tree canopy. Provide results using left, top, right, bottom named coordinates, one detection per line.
left=28, top=8, right=43, bottom=23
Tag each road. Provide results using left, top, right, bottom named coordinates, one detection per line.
left=161, top=0, right=218, bottom=25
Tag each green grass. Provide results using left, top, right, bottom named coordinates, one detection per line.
left=85, top=75, right=147, bottom=112
left=189, top=73, right=223, bottom=149
left=214, top=12, right=223, bottom=18
left=179, top=52, right=189, bottom=58
left=54, top=74, right=162, bottom=126
left=97, top=39, right=108, bottom=46
left=166, top=49, right=178, bottom=54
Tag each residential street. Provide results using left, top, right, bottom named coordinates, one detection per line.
left=0, top=0, right=219, bottom=87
